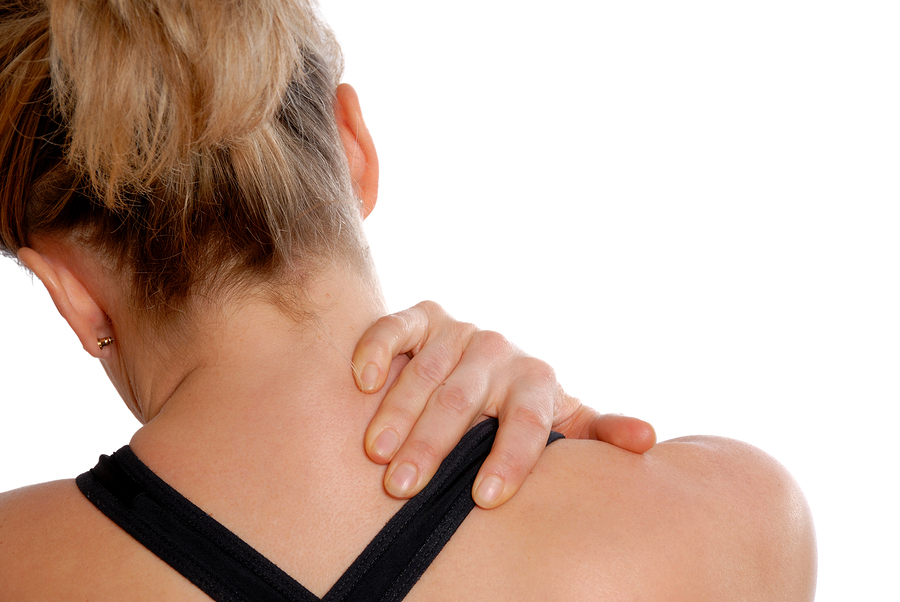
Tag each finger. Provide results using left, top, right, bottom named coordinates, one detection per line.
left=379, top=329, right=521, bottom=498
left=351, top=301, right=443, bottom=393
left=465, top=354, right=557, bottom=508
left=364, top=318, right=477, bottom=466
left=588, top=414, right=657, bottom=453
left=470, top=371, right=557, bottom=508
left=381, top=367, right=490, bottom=498
left=555, top=403, right=657, bottom=453
left=380, top=330, right=515, bottom=496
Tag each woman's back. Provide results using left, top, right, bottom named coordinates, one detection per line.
left=0, top=414, right=816, bottom=600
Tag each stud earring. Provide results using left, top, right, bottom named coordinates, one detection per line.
left=97, top=337, right=115, bottom=350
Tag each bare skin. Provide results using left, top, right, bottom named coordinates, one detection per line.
left=0, top=414, right=815, bottom=600
left=0, top=85, right=815, bottom=600
left=0, top=250, right=816, bottom=600
left=350, top=300, right=656, bottom=507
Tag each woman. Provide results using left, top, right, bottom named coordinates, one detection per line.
left=0, top=0, right=653, bottom=507
left=0, top=0, right=816, bottom=600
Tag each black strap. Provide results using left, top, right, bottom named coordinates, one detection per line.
left=77, top=419, right=564, bottom=602
left=78, top=450, right=314, bottom=602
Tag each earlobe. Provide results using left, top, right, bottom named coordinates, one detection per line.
left=17, top=247, right=113, bottom=358
left=334, top=83, right=379, bottom=218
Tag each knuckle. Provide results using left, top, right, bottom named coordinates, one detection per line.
left=516, top=356, right=557, bottom=388
left=407, top=437, right=442, bottom=464
left=472, top=329, right=511, bottom=357
left=381, top=403, right=420, bottom=430
left=491, top=448, right=530, bottom=480
left=357, top=337, right=393, bottom=362
left=410, top=354, right=447, bottom=388
left=552, top=398, right=587, bottom=430
left=434, top=385, right=475, bottom=417
left=415, top=300, right=445, bottom=317
left=377, top=313, right=409, bottom=335
left=506, top=403, right=553, bottom=433
left=449, top=319, right=478, bottom=341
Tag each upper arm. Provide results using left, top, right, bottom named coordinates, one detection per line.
left=0, top=481, right=73, bottom=596
left=496, top=437, right=816, bottom=601
left=0, top=480, right=209, bottom=601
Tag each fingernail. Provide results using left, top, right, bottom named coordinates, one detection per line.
left=371, top=428, right=400, bottom=460
left=474, top=476, right=504, bottom=507
left=388, top=462, right=418, bottom=496
left=360, top=363, right=380, bottom=392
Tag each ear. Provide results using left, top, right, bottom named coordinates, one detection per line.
left=334, top=83, right=379, bottom=218
left=17, top=247, right=113, bottom=359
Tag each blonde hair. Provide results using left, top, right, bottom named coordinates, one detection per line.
left=0, top=0, right=360, bottom=316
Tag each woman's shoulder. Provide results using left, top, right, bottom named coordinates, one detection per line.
left=0, top=479, right=208, bottom=601
left=0, top=437, right=815, bottom=601
left=0, top=479, right=88, bottom=555
left=408, top=436, right=816, bottom=601
left=0, top=480, right=91, bottom=597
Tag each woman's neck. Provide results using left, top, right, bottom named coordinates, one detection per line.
left=122, top=266, right=412, bottom=594
left=126, top=264, right=400, bottom=501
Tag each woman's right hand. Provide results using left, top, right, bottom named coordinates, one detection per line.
left=352, top=301, right=656, bottom=509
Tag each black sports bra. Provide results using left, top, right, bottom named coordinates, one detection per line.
left=77, top=419, right=564, bottom=602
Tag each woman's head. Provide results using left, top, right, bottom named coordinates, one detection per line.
left=0, top=0, right=374, bottom=326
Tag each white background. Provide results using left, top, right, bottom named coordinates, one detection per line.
left=1, top=1, right=897, bottom=599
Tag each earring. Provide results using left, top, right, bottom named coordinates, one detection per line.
left=97, top=337, right=115, bottom=350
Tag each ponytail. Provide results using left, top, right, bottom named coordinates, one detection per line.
left=0, top=0, right=359, bottom=317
